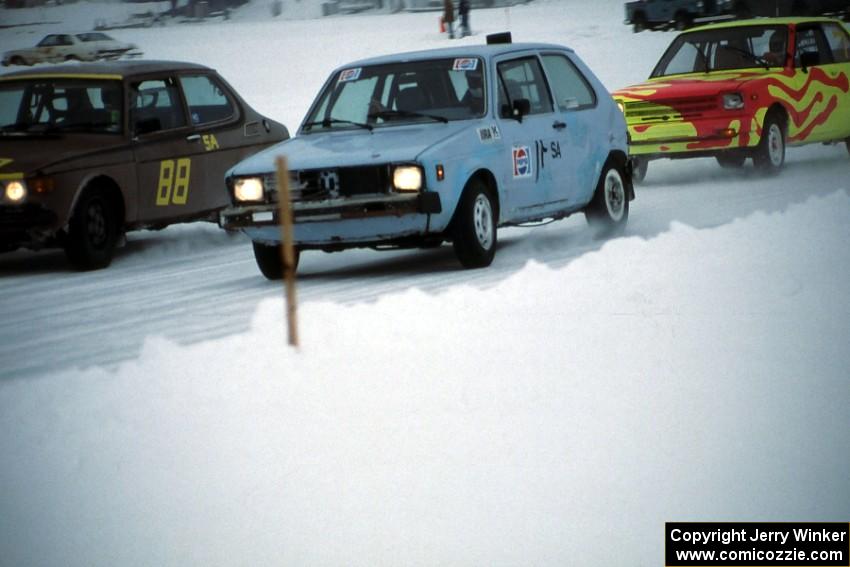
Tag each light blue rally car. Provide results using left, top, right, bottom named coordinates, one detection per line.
left=219, top=33, right=633, bottom=278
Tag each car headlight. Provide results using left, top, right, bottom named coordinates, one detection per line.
left=722, top=93, right=744, bottom=110
left=4, top=180, right=26, bottom=203
left=616, top=101, right=626, bottom=115
left=233, top=177, right=265, bottom=202
left=392, top=165, right=423, bottom=192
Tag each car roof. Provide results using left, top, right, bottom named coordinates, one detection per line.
left=688, top=16, right=842, bottom=32
left=0, top=60, right=212, bottom=81
left=337, top=42, right=574, bottom=70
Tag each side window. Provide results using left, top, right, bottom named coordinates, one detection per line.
left=131, top=78, right=187, bottom=133
left=795, top=27, right=833, bottom=66
left=38, top=35, right=59, bottom=47
left=541, top=54, right=596, bottom=110
left=58, top=35, right=74, bottom=46
left=179, top=74, right=235, bottom=125
left=496, top=57, right=553, bottom=117
left=822, top=23, right=850, bottom=64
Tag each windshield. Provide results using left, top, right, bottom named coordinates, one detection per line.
left=651, top=26, right=788, bottom=77
left=0, top=79, right=124, bottom=135
left=302, top=57, right=486, bottom=132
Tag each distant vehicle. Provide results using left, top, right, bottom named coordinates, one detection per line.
left=741, top=0, right=850, bottom=19
left=624, top=0, right=739, bottom=32
left=219, top=34, right=633, bottom=278
left=2, top=33, right=143, bottom=67
left=0, top=61, right=289, bottom=269
left=612, top=17, right=850, bottom=182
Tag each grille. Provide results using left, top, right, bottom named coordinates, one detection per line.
left=0, top=204, right=56, bottom=231
left=625, top=96, right=718, bottom=124
left=264, top=165, right=392, bottom=202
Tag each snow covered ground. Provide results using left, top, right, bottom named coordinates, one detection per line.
left=1, top=1, right=849, bottom=565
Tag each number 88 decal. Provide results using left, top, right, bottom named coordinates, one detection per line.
left=156, top=158, right=191, bottom=206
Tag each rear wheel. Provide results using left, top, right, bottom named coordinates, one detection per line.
left=10, top=55, right=26, bottom=66
left=753, top=112, right=786, bottom=174
left=716, top=153, right=747, bottom=169
left=673, top=11, right=691, bottom=30
left=253, top=241, right=300, bottom=280
left=65, top=187, right=120, bottom=270
left=585, top=163, right=629, bottom=238
left=451, top=178, right=497, bottom=268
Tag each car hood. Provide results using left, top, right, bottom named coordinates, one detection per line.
left=613, top=72, right=766, bottom=100
left=229, top=121, right=472, bottom=175
left=0, top=135, right=128, bottom=175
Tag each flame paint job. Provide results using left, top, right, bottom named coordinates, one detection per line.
left=612, top=19, right=850, bottom=158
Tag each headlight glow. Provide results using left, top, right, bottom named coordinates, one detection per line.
left=5, top=180, right=26, bottom=203
left=616, top=101, right=626, bottom=115
left=722, top=93, right=744, bottom=110
left=233, top=177, right=264, bottom=202
left=393, top=166, right=423, bottom=192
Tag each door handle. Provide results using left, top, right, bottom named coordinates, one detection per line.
left=186, top=134, right=201, bottom=142
left=552, top=121, right=567, bottom=130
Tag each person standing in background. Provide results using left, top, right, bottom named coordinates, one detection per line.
left=443, top=0, right=455, bottom=39
left=459, top=0, right=470, bottom=37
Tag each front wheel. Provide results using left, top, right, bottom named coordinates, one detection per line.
left=753, top=113, right=786, bottom=174
left=253, top=241, right=300, bottom=280
left=631, top=156, right=648, bottom=184
left=451, top=179, right=497, bottom=269
left=673, top=11, right=691, bottom=30
left=632, top=13, right=647, bottom=32
left=64, top=187, right=119, bottom=270
left=716, top=153, right=747, bottom=169
left=585, top=163, right=629, bottom=238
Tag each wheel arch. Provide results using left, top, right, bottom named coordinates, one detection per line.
left=68, top=174, right=126, bottom=231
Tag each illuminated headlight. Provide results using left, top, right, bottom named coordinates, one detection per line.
left=4, top=180, right=26, bottom=203
left=233, top=177, right=264, bottom=202
left=392, top=165, right=423, bottom=192
left=722, top=93, right=745, bottom=110
left=616, top=101, right=626, bottom=115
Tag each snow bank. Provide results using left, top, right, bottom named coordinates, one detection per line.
left=2, top=192, right=849, bottom=566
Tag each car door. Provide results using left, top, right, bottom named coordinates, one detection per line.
left=539, top=51, right=601, bottom=209
left=176, top=73, right=247, bottom=213
left=788, top=23, right=846, bottom=142
left=492, top=54, right=557, bottom=220
left=818, top=22, right=850, bottom=140
left=131, top=75, right=209, bottom=224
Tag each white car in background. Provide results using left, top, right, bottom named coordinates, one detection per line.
left=1, top=32, right=142, bottom=66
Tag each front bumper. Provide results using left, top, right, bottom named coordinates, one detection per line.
left=219, top=192, right=442, bottom=230
left=0, top=204, right=59, bottom=249
left=627, top=115, right=759, bottom=157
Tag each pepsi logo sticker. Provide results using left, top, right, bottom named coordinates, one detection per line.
left=338, top=68, right=362, bottom=83
left=512, top=146, right=532, bottom=178
left=452, top=58, right=478, bottom=71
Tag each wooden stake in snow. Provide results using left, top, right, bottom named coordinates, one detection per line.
left=276, top=156, right=299, bottom=348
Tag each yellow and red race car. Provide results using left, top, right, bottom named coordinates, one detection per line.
left=613, top=17, right=850, bottom=181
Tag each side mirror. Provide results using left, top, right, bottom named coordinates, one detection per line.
left=800, top=51, right=820, bottom=72
left=134, top=116, right=161, bottom=136
left=511, top=98, right=531, bottom=122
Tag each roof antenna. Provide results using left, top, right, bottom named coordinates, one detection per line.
left=486, top=32, right=512, bottom=45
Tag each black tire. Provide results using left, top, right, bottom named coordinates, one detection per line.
left=585, top=162, right=629, bottom=238
left=10, top=56, right=26, bottom=66
left=845, top=137, right=849, bottom=157
left=734, top=1, right=751, bottom=18
left=64, top=187, right=120, bottom=270
left=252, top=241, right=299, bottom=280
left=65, top=55, right=79, bottom=62
left=451, top=178, right=497, bottom=269
left=631, top=156, right=648, bottom=184
left=753, top=111, right=786, bottom=174
left=632, top=13, right=647, bottom=33
left=716, top=153, right=747, bottom=169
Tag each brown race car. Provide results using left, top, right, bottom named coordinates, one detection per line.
left=0, top=60, right=289, bottom=269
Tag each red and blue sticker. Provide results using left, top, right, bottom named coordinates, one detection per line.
left=512, top=145, right=532, bottom=178
left=452, top=58, right=479, bottom=71
left=338, top=68, right=362, bottom=83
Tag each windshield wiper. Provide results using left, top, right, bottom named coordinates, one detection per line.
left=302, top=117, right=373, bottom=131
left=368, top=109, right=449, bottom=124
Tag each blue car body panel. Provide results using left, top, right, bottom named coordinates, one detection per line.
left=222, top=42, right=628, bottom=248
